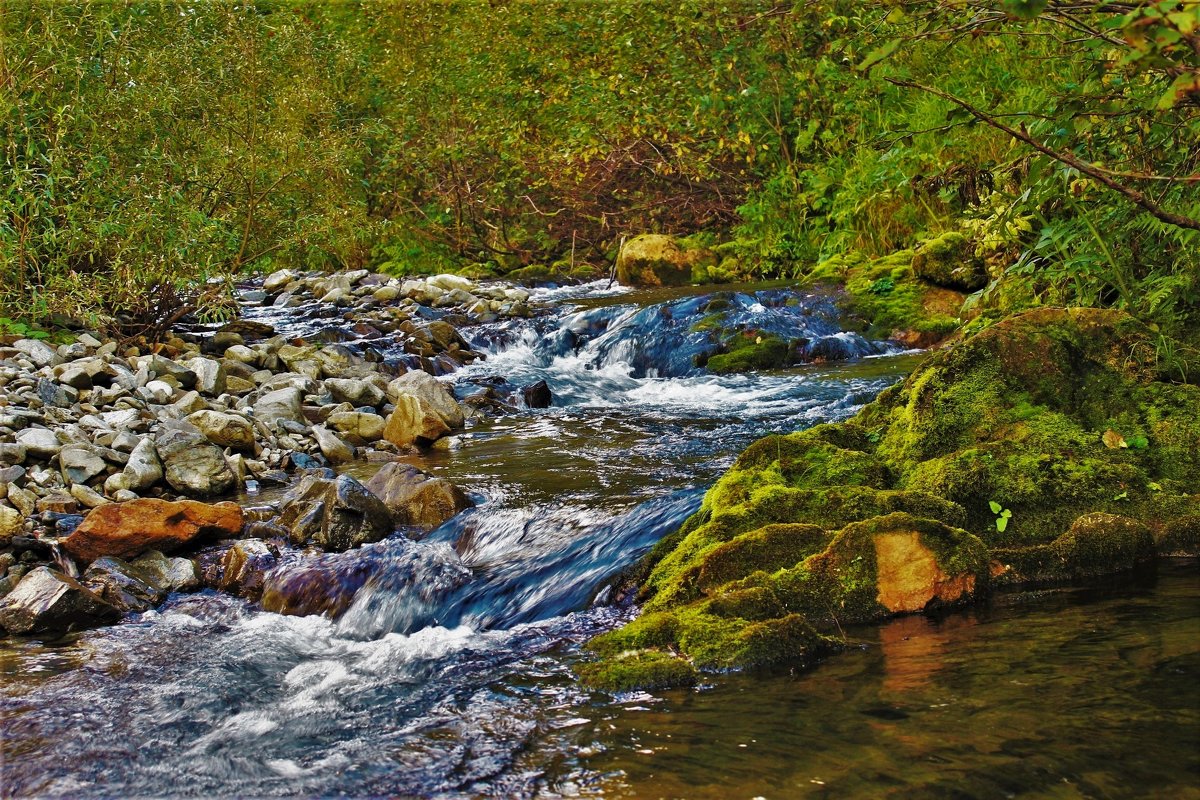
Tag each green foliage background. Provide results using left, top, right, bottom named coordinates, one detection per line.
left=1, top=1, right=1197, bottom=335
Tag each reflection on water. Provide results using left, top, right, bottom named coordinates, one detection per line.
left=547, top=563, right=1200, bottom=800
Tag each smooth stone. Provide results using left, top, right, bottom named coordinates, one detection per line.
left=277, top=473, right=392, bottom=552
left=186, top=410, right=256, bottom=451
left=0, top=566, right=120, bottom=634
left=122, top=438, right=163, bottom=491
left=62, top=498, right=244, bottom=563
left=155, top=421, right=236, bottom=498
left=364, top=462, right=473, bottom=529
left=15, top=427, right=62, bottom=459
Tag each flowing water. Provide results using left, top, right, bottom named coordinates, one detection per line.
left=1, top=282, right=1197, bottom=798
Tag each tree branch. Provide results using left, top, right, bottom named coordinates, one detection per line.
left=886, top=78, right=1200, bottom=232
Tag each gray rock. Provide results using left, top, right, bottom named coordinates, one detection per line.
left=0, top=443, right=27, bottom=465
left=325, top=378, right=385, bottom=408
left=0, top=566, right=121, bottom=634
left=56, top=364, right=94, bottom=390
left=183, top=356, right=226, bottom=396
left=142, top=379, right=175, bottom=404
left=277, top=473, right=393, bottom=551
left=155, top=420, right=236, bottom=498
left=254, top=386, right=304, bottom=428
left=263, top=268, right=297, bottom=293
left=15, top=427, right=61, bottom=458
left=59, top=444, right=108, bottom=485
left=13, top=338, right=60, bottom=368
left=149, top=355, right=197, bottom=389
left=123, top=438, right=164, bottom=491
left=70, top=483, right=110, bottom=509
left=36, top=377, right=76, bottom=408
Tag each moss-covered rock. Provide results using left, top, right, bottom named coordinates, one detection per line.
left=705, top=333, right=792, bottom=374
left=911, top=231, right=987, bottom=292
left=579, top=307, right=1200, bottom=690
left=616, top=234, right=716, bottom=287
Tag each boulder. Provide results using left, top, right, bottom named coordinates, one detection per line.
left=364, top=463, right=473, bottom=528
left=15, top=427, right=61, bottom=459
left=0, top=567, right=121, bottom=634
left=12, top=338, right=60, bottom=368
left=911, top=231, right=987, bottom=292
left=155, top=420, right=237, bottom=497
left=254, top=386, right=305, bottom=428
left=383, top=372, right=464, bottom=448
left=62, top=498, right=244, bottom=563
left=182, top=356, right=227, bottom=396
left=325, top=378, right=385, bottom=408
left=218, top=539, right=278, bottom=599
left=277, top=473, right=393, bottom=551
left=520, top=380, right=553, bottom=409
left=186, top=410, right=256, bottom=451
left=615, top=234, right=715, bottom=287
left=0, top=504, right=22, bottom=546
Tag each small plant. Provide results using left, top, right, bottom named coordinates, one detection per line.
left=989, top=500, right=1013, bottom=532
left=0, top=317, right=51, bottom=339
left=867, top=276, right=895, bottom=296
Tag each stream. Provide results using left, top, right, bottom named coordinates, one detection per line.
left=1, top=282, right=1197, bottom=798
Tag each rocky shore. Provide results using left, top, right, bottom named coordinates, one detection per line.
left=0, top=269, right=547, bottom=635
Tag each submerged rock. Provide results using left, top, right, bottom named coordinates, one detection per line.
left=62, top=498, right=244, bottom=563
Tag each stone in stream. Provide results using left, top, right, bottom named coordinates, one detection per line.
left=364, top=462, right=473, bottom=529
left=325, top=378, right=385, bottom=409
left=155, top=420, right=237, bottom=497
left=277, top=473, right=393, bottom=552
left=520, top=380, right=553, bottom=409
left=217, top=539, right=278, bottom=600
left=62, top=498, right=244, bottom=563
left=81, top=550, right=199, bottom=612
left=0, top=566, right=121, bottom=634
left=382, top=372, right=464, bottom=448
left=326, top=411, right=386, bottom=445
left=0, top=504, right=22, bottom=545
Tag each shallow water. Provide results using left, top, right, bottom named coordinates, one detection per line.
left=1, top=282, right=1196, bottom=798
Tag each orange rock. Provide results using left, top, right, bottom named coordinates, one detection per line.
left=874, top=531, right=976, bottom=613
left=63, top=499, right=244, bottom=563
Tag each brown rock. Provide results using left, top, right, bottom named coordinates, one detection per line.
left=364, top=462, right=473, bottom=529
left=874, top=530, right=975, bottom=613
left=382, top=394, right=452, bottom=448
left=62, top=498, right=244, bottom=563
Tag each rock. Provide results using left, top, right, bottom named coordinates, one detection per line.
left=277, top=473, right=393, bottom=551
left=15, top=427, right=62, bottom=459
left=218, top=539, right=277, bottom=599
left=70, top=483, right=110, bottom=509
left=364, top=463, right=473, bottom=529
left=62, top=498, right=244, bottom=563
left=254, top=386, right=304, bottom=428
left=59, top=444, right=108, bottom=485
left=615, top=234, right=715, bottom=287
left=0, top=567, right=121, bottom=633
left=155, top=420, right=236, bottom=498
left=122, top=438, right=164, bottom=490
left=0, top=443, right=27, bottom=465
left=36, top=493, right=78, bottom=514
left=911, top=231, right=987, bottom=292
left=7, top=486, right=36, bottom=517
left=263, top=268, right=297, bottom=293
left=56, top=364, right=94, bottom=390
left=383, top=395, right=452, bottom=448
left=182, top=356, right=226, bottom=396
left=0, top=504, right=22, bottom=545
left=131, top=550, right=199, bottom=592
left=81, top=556, right=166, bottom=612
left=13, top=338, right=61, bottom=368
left=312, top=425, right=355, bottom=464
left=143, top=379, right=175, bottom=403
left=36, top=377, right=76, bottom=408
left=520, top=380, right=553, bottom=409
left=326, top=411, right=386, bottom=444
left=224, top=345, right=258, bottom=364
left=149, top=355, right=197, bottom=389
left=325, top=378, right=385, bottom=408
left=387, top=372, right=464, bottom=427
left=186, top=410, right=256, bottom=450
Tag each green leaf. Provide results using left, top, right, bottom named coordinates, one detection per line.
left=1002, top=0, right=1049, bottom=20
left=996, top=516, right=1009, bottom=533
left=857, top=38, right=901, bottom=72
left=1113, top=491, right=1129, bottom=501
left=1149, top=482, right=1163, bottom=492
left=989, top=500, right=1003, bottom=515
left=1001, top=509, right=1012, bottom=519
left=1129, top=435, right=1149, bottom=449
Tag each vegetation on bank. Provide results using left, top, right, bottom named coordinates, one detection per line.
left=2, top=2, right=1196, bottom=340
left=580, top=307, right=1200, bottom=690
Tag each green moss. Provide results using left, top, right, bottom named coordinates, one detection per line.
left=706, top=333, right=791, bottom=374
left=589, top=307, right=1200, bottom=690
left=575, top=650, right=698, bottom=692
left=911, top=231, right=987, bottom=292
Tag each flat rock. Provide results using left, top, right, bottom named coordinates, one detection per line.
left=62, top=498, right=244, bottom=563
left=156, top=420, right=236, bottom=498
left=364, top=462, right=473, bottom=529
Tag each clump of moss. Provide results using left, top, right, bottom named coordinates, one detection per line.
left=575, top=649, right=698, bottom=692
left=581, top=307, right=1200, bottom=691
left=911, top=231, right=987, bottom=292
left=705, top=332, right=791, bottom=374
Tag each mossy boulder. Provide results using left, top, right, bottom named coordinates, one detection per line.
left=616, top=234, right=717, bottom=287
left=579, top=307, right=1200, bottom=690
left=911, top=231, right=987, bottom=292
